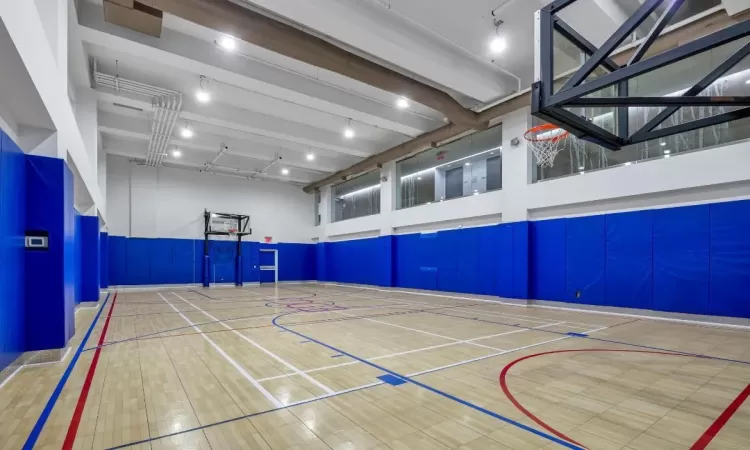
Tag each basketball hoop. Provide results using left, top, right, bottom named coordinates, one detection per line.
left=227, top=228, right=238, bottom=237
left=524, top=124, right=570, bottom=168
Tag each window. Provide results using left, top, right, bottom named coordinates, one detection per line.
left=396, top=125, right=502, bottom=209
left=314, top=190, right=321, bottom=226
left=331, top=171, right=381, bottom=222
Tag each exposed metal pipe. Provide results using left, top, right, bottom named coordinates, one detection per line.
left=95, top=67, right=182, bottom=167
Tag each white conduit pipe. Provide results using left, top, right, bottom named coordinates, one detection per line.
left=94, top=70, right=183, bottom=167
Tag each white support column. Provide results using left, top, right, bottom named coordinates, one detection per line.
left=501, top=106, right=533, bottom=222
left=380, top=162, right=395, bottom=236
left=75, top=86, right=98, bottom=168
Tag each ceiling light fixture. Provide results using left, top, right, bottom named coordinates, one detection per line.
left=195, top=76, right=211, bottom=103
left=663, top=149, right=671, bottom=154
left=490, top=36, right=507, bottom=54
left=465, top=162, right=471, bottom=166
left=746, top=79, right=750, bottom=84
left=660, top=141, right=666, bottom=146
left=417, top=176, right=422, bottom=180
left=219, top=35, right=236, bottom=51
left=180, top=125, right=194, bottom=139
left=171, top=149, right=182, bottom=158
left=396, top=97, right=409, bottom=109
left=578, top=165, right=585, bottom=171
left=281, top=168, right=290, bottom=175
left=624, top=162, right=632, bottom=166
left=344, top=119, right=355, bottom=139
left=306, top=151, right=316, bottom=161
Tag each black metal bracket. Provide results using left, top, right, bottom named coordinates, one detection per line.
left=532, top=0, right=750, bottom=150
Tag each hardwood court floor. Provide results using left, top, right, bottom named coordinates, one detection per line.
left=2, top=284, right=750, bottom=449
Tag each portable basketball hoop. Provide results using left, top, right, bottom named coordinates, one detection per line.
left=524, top=123, right=569, bottom=168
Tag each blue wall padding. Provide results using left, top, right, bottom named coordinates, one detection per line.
left=79, top=216, right=100, bottom=302
left=0, top=131, right=26, bottom=370
left=74, top=213, right=82, bottom=305
left=605, top=211, right=653, bottom=310
left=100, top=232, right=109, bottom=288
left=315, top=243, right=328, bottom=282
left=530, top=219, right=567, bottom=301
left=107, top=237, right=315, bottom=285
left=653, top=204, right=710, bottom=315
left=511, top=222, right=530, bottom=299
left=324, top=237, right=392, bottom=286
left=25, top=155, right=76, bottom=351
left=565, top=215, right=606, bottom=304
left=710, top=200, right=750, bottom=318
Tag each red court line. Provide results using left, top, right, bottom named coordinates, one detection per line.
left=690, top=383, right=750, bottom=450
left=62, top=293, right=118, bottom=450
left=499, top=348, right=690, bottom=449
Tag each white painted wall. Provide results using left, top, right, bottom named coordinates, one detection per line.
left=314, top=106, right=750, bottom=240
left=107, top=155, right=315, bottom=242
left=0, top=0, right=106, bottom=220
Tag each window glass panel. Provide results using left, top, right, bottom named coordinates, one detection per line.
left=396, top=125, right=502, bottom=209
left=331, top=171, right=381, bottom=222
left=314, top=191, right=321, bottom=226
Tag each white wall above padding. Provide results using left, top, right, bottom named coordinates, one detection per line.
left=107, top=155, right=315, bottom=242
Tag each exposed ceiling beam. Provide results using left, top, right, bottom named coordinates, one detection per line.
left=303, top=8, right=739, bottom=193
left=148, top=0, right=480, bottom=126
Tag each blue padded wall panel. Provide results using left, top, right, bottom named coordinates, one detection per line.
left=394, top=234, right=421, bottom=289
left=436, top=230, right=462, bottom=293
left=0, top=131, right=25, bottom=369
left=530, top=219, right=566, bottom=301
left=74, top=213, right=82, bottom=305
left=100, top=232, right=109, bottom=288
left=126, top=238, right=153, bottom=285
left=278, top=243, right=315, bottom=281
left=241, top=241, right=260, bottom=284
left=565, top=215, right=606, bottom=305
left=653, top=204, right=710, bottom=315
left=511, top=222, right=530, bottom=299
left=209, top=240, right=237, bottom=283
left=315, top=243, right=328, bottom=282
left=455, top=228, right=480, bottom=294
left=605, top=211, right=653, bottom=310
left=108, top=235, right=127, bottom=285
left=710, top=200, right=750, bottom=318
left=79, top=216, right=100, bottom=302
left=378, top=236, right=395, bottom=287
left=25, top=155, right=76, bottom=351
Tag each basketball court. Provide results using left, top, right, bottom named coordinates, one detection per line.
left=0, top=284, right=747, bottom=449
left=1, top=0, right=750, bottom=448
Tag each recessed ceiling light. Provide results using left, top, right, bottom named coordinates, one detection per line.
left=281, top=168, right=290, bottom=175
left=195, top=90, right=211, bottom=103
left=660, top=142, right=666, bottom=146
left=396, top=97, right=409, bottom=109
left=180, top=127, right=194, bottom=139
left=490, top=36, right=507, bottom=54
left=306, top=152, right=315, bottom=161
left=344, top=126, right=355, bottom=139
left=171, top=149, right=182, bottom=158
left=465, top=162, right=471, bottom=166
left=417, top=176, right=422, bottom=180
left=663, top=149, right=671, bottom=154
left=219, top=35, right=236, bottom=51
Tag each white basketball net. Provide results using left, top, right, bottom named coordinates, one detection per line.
left=525, top=126, right=570, bottom=168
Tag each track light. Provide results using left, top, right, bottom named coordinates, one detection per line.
left=490, top=36, right=507, bottom=54
left=306, top=152, right=315, bottom=161
left=196, top=76, right=211, bottom=103
left=219, top=35, right=236, bottom=51
left=281, top=168, right=290, bottom=175
left=396, top=97, right=409, bottom=109
left=344, top=121, right=355, bottom=139
left=180, top=126, right=194, bottom=139
left=171, top=149, right=182, bottom=158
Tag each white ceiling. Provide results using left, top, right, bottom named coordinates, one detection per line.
left=79, top=0, right=723, bottom=186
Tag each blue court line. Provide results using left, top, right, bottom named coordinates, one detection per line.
left=331, top=354, right=345, bottom=358
left=425, top=310, right=750, bottom=366
left=567, top=332, right=588, bottom=337
left=105, top=381, right=380, bottom=449
left=271, top=314, right=584, bottom=449
left=23, top=293, right=112, bottom=450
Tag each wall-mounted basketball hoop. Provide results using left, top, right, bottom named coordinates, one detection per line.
left=203, top=210, right=252, bottom=288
